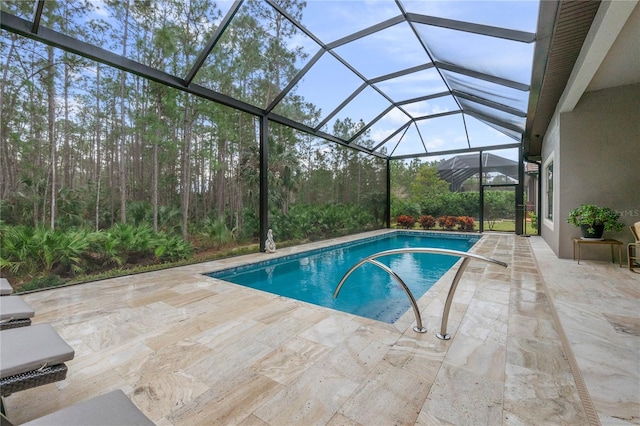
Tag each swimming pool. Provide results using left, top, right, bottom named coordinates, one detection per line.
left=206, top=231, right=480, bottom=323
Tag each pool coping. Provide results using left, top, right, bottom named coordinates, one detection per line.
left=206, top=229, right=480, bottom=277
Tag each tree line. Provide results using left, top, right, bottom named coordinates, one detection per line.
left=390, top=159, right=516, bottom=230
left=0, top=0, right=387, bottom=287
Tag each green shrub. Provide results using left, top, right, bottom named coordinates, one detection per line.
left=103, top=223, right=154, bottom=264
left=154, top=234, right=193, bottom=262
left=269, top=203, right=378, bottom=242
left=0, top=225, right=90, bottom=277
left=18, top=275, right=66, bottom=292
left=529, top=212, right=538, bottom=230
left=198, top=216, right=235, bottom=247
left=392, top=198, right=420, bottom=219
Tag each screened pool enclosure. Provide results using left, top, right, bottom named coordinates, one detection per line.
left=1, top=0, right=561, bottom=252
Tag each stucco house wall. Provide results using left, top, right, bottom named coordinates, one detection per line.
left=544, top=83, right=640, bottom=259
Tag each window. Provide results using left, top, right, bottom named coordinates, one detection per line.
left=545, top=162, right=553, bottom=220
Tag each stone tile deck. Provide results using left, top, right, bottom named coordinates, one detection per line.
left=3, top=231, right=639, bottom=425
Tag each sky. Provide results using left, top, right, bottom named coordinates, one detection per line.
left=287, top=0, right=540, bottom=161
left=23, top=0, right=541, bottom=162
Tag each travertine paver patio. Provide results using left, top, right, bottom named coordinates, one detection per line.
left=3, top=230, right=638, bottom=425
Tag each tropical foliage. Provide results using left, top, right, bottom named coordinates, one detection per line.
left=0, top=0, right=387, bottom=290
left=0, top=222, right=193, bottom=280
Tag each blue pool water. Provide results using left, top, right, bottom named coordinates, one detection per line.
left=207, top=232, right=480, bottom=323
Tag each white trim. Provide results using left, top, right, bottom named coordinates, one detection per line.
left=542, top=152, right=554, bottom=231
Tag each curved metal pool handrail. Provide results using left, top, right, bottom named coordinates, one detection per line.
left=333, top=248, right=508, bottom=339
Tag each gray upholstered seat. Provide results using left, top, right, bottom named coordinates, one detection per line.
left=0, top=324, right=74, bottom=379
left=0, top=278, right=13, bottom=296
left=0, top=296, right=35, bottom=330
left=1, top=390, right=154, bottom=426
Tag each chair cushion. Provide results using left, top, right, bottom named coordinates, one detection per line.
left=0, top=324, right=74, bottom=379
left=0, top=278, right=12, bottom=295
left=22, top=390, right=155, bottom=426
left=0, top=296, right=35, bottom=321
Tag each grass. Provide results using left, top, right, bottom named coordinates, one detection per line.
left=483, top=220, right=516, bottom=232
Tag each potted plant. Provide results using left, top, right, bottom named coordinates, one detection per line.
left=567, top=204, right=624, bottom=239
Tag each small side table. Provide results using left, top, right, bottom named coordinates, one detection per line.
left=572, top=238, right=623, bottom=266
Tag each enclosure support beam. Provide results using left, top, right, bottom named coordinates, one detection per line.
left=515, top=147, right=525, bottom=235
left=260, top=116, right=269, bottom=252
left=386, top=160, right=391, bottom=228
left=478, top=152, right=485, bottom=233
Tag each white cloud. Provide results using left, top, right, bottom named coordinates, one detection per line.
left=371, top=127, right=395, bottom=142
left=425, top=136, right=445, bottom=150
left=385, top=108, right=412, bottom=125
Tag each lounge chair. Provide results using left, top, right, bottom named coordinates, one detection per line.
left=628, top=221, right=640, bottom=272
left=0, top=389, right=154, bottom=425
left=0, top=296, right=35, bottom=330
left=0, top=279, right=12, bottom=296
left=0, top=324, right=75, bottom=397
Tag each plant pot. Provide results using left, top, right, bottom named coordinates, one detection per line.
left=580, top=224, right=604, bottom=239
